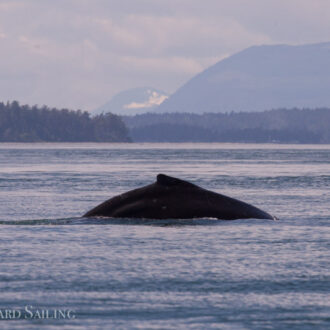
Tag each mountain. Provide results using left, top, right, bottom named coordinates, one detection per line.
left=93, top=87, right=168, bottom=116
left=156, top=42, right=330, bottom=113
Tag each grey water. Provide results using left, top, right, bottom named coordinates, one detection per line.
left=0, top=143, right=329, bottom=329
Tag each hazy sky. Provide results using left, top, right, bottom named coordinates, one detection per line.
left=1, top=0, right=330, bottom=110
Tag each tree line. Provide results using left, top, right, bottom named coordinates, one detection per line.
left=0, top=101, right=131, bottom=142
left=123, top=108, right=330, bottom=143
left=1, top=101, right=329, bottom=143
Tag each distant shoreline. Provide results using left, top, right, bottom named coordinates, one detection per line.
left=2, top=101, right=329, bottom=144
left=123, top=108, right=330, bottom=144
left=1, top=142, right=330, bottom=151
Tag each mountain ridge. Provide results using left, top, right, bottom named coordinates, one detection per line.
left=156, top=42, right=330, bottom=113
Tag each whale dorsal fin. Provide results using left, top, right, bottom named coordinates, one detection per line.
left=156, top=174, right=196, bottom=187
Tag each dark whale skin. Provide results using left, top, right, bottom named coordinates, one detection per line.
left=83, top=174, right=275, bottom=220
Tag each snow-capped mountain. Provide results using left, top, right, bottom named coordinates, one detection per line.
left=93, top=87, right=168, bottom=116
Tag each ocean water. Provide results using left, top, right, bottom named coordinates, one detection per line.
left=0, top=143, right=329, bottom=329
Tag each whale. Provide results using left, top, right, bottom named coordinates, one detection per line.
left=83, top=174, right=275, bottom=220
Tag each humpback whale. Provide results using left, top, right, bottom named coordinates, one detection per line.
left=83, top=174, right=275, bottom=220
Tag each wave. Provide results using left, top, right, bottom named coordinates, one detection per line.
left=0, top=217, right=278, bottom=226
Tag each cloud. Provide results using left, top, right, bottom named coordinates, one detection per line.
left=121, top=55, right=204, bottom=75
left=0, top=0, right=330, bottom=110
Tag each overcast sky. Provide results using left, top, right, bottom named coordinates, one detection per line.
left=1, top=0, right=330, bottom=110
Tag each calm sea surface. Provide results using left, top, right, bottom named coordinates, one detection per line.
left=0, top=143, right=329, bottom=329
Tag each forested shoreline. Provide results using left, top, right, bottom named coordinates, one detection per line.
left=0, top=101, right=131, bottom=142
left=1, top=101, right=329, bottom=143
left=123, top=108, right=330, bottom=143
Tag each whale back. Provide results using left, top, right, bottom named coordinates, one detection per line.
left=156, top=174, right=197, bottom=188
left=83, top=174, right=275, bottom=220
